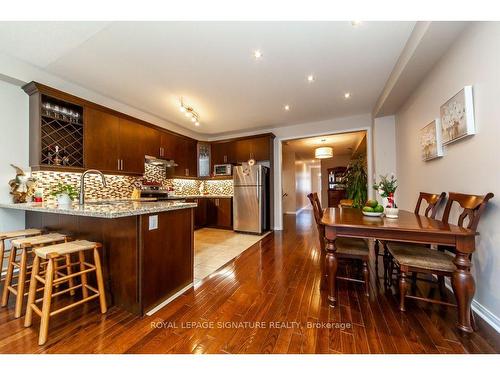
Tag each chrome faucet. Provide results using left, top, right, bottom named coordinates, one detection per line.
left=79, top=169, right=107, bottom=205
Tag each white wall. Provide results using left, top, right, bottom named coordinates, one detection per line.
left=0, top=79, right=29, bottom=233
left=373, top=115, right=397, bottom=201
left=395, top=22, right=500, bottom=329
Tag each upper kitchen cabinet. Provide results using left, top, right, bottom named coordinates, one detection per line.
left=117, top=118, right=147, bottom=175
left=173, top=137, right=197, bottom=177
left=211, top=134, right=274, bottom=166
left=84, top=107, right=121, bottom=172
left=23, top=82, right=86, bottom=171
left=85, top=109, right=145, bottom=175
left=211, top=141, right=236, bottom=165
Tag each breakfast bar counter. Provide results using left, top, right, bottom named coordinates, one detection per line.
left=0, top=200, right=197, bottom=315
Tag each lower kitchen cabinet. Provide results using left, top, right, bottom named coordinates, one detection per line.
left=192, top=197, right=233, bottom=230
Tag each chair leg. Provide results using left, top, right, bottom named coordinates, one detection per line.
left=1, top=247, right=17, bottom=307
left=388, top=258, right=395, bottom=287
left=362, top=260, right=369, bottom=297
left=374, top=240, right=379, bottom=270
left=14, top=248, right=28, bottom=318
left=78, top=251, right=88, bottom=299
left=399, top=271, right=408, bottom=312
left=438, top=275, right=447, bottom=301
left=24, top=255, right=40, bottom=327
left=383, top=248, right=390, bottom=287
left=0, top=239, right=5, bottom=278
left=65, top=254, right=75, bottom=296
left=39, top=258, right=54, bottom=345
left=93, top=247, right=107, bottom=314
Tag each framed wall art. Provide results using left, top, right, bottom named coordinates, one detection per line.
left=440, top=86, right=475, bottom=145
left=420, top=119, right=443, bottom=161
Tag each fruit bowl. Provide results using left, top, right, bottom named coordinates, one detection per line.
left=362, top=211, right=384, bottom=217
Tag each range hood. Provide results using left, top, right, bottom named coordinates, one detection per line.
left=145, top=155, right=178, bottom=168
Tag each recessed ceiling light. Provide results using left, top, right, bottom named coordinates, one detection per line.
left=179, top=106, right=186, bottom=113
left=344, top=92, right=351, bottom=99
left=195, top=121, right=200, bottom=126
left=284, top=104, right=290, bottom=111
left=253, top=50, right=263, bottom=60
left=307, top=74, right=315, bottom=83
left=351, top=21, right=363, bottom=27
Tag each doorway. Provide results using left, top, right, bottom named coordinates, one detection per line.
left=280, top=130, right=367, bottom=218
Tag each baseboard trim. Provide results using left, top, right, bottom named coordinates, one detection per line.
left=146, top=283, right=193, bottom=316
left=444, top=280, right=500, bottom=333
left=295, top=205, right=309, bottom=214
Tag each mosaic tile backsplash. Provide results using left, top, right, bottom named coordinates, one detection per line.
left=30, top=164, right=233, bottom=203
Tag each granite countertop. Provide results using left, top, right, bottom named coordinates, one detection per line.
left=0, top=200, right=197, bottom=219
left=164, top=194, right=233, bottom=199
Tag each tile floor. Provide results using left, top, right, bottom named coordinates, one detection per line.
left=194, top=228, right=269, bottom=283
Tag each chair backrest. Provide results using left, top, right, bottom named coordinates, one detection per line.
left=414, top=192, right=446, bottom=219
left=307, top=192, right=323, bottom=226
left=442, top=192, right=494, bottom=231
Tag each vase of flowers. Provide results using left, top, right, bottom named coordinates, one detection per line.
left=373, top=174, right=399, bottom=218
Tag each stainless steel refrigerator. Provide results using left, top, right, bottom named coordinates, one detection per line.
left=233, top=164, right=269, bottom=234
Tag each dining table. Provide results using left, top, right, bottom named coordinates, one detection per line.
left=320, top=207, right=477, bottom=333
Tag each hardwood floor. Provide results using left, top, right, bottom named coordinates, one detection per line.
left=0, top=210, right=499, bottom=354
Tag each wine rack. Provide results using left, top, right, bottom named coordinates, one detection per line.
left=39, top=94, right=84, bottom=168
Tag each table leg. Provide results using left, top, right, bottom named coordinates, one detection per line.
left=325, top=238, right=338, bottom=306
left=452, top=251, right=475, bottom=333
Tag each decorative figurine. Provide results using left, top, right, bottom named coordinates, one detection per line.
left=8, top=164, right=37, bottom=203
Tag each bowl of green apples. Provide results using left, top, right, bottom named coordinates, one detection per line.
left=362, top=199, right=385, bottom=217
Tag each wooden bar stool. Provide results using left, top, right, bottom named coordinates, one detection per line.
left=1, top=233, right=68, bottom=318
left=1, top=229, right=43, bottom=288
left=24, top=240, right=107, bottom=345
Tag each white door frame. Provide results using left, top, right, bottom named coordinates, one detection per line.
left=273, top=126, right=373, bottom=230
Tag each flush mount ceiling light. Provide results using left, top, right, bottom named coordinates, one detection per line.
left=344, top=92, right=351, bottom=99
left=284, top=104, right=290, bottom=111
left=315, top=146, right=333, bottom=159
left=351, top=21, right=363, bottom=27
left=253, top=50, right=263, bottom=60
left=315, top=139, right=333, bottom=159
left=179, top=98, right=200, bottom=127
left=307, top=74, right=315, bottom=83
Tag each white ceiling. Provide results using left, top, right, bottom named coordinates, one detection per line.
left=284, top=130, right=366, bottom=160
left=0, top=21, right=415, bottom=135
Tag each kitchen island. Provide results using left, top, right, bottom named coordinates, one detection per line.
left=0, top=200, right=197, bottom=315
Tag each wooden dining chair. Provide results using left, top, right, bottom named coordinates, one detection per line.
left=387, top=192, right=494, bottom=318
left=381, top=192, right=446, bottom=286
left=307, top=192, right=370, bottom=295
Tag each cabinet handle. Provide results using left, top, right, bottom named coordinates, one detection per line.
left=118, top=159, right=120, bottom=170
left=185, top=168, right=189, bottom=176
left=224, top=155, right=227, bottom=163
left=250, top=152, right=254, bottom=159
left=121, top=159, right=124, bottom=170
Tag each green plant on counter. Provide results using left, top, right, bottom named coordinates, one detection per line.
left=50, top=183, right=79, bottom=201
left=344, top=155, right=367, bottom=208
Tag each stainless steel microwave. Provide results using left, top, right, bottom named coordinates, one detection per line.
left=213, top=164, right=232, bottom=176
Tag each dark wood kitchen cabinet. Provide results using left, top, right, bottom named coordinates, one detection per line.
left=84, top=107, right=121, bottom=172
left=118, top=118, right=147, bottom=174
left=211, top=134, right=273, bottom=167
left=211, top=141, right=235, bottom=165
left=174, top=137, right=197, bottom=177
left=207, top=197, right=233, bottom=229
left=85, top=110, right=146, bottom=175
left=192, top=198, right=208, bottom=228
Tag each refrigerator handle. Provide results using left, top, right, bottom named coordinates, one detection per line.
left=256, top=168, right=260, bottom=199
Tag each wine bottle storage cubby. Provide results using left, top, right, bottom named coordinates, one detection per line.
left=39, top=94, right=84, bottom=168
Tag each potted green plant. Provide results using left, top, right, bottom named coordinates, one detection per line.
left=51, top=183, right=79, bottom=206
left=344, top=155, right=367, bottom=208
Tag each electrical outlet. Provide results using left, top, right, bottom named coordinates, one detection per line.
left=149, top=215, right=158, bottom=230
